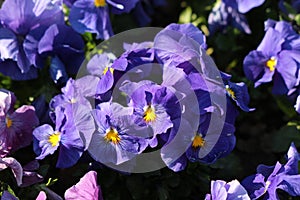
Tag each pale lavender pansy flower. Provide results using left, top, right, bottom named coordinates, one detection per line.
left=205, top=179, right=250, bottom=200
left=64, top=171, right=103, bottom=200
left=242, top=143, right=300, bottom=199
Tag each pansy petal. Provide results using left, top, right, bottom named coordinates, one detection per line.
left=64, top=171, right=102, bottom=200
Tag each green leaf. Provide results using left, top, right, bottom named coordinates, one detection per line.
left=179, top=6, right=192, bottom=24
left=272, top=124, right=300, bottom=153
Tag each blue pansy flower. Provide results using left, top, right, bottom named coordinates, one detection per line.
left=33, top=107, right=84, bottom=168
left=242, top=143, right=300, bottom=199
left=243, top=19, right=300, bottom=95
left=0, top=0, right=64, bottom=80
left=68, top=0, right=138, bottom=40
left=88, top=102, right=148, bottom=165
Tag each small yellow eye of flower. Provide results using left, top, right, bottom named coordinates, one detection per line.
left=225, top=85, right=236, bottom=99
left=5, top=117, right=12, bottom=128
left=265, top=57, right=277, bottom=72
left=264, top=181, right=271, bottom=194
left=48, top=132, right=61, bottom=147
left=69, top=98, right=77, bottom=104
left=104, top=127, right=121, bottom=144
left=103, top=66, right=114, bottom=75
left=192, top=134, right=205, bottom=149
left=94, top=0, right=106, bottom=7
left=143, top=105, right=156, bottom=123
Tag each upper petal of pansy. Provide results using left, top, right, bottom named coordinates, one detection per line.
left=0, top=28, right=18, bottom=61
left=229, top=7, right=251, bottom=34
left=209, top=180, right=228, bottom=200
left=257, top=28, right=284, bottom=54
left=64, top=171, right=102, bottom=200
left=284, top=142, right=300, bottom=175
left=154, top=23, right=205, bottom=66
left=0, top=0, right=63, bottom=35
left=226, top=179, right=251, bottom=200
left=69, top=0, right=113, bottom=40
left=38, top=24, right=85, bottom=75
left=235, top=0, right=265, bottom=13
left=275, top=51, right=299, bottom=93
left=87, top=53, right=113, bottom=76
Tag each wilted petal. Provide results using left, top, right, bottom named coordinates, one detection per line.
left=0, top=157, right=23, bottom=186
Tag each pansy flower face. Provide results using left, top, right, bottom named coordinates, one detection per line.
left=120, top=80, right=177, bottom=147
left=88, top=102, right=148, bottom=165
left=243, top=20, right=300, bottom=95
left=33, top=107, right=84, bottom=168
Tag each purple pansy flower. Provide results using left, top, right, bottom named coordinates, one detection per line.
left=86, top=53, right=126, bottom=95
left=64, top=171, right=103, bottom=200
left=24, top=24, right=85, bottom=83
left=50, top=78, right=96, bottom=149
left=0, top=89, right=39, bottom=157
left=88, top=102, right=148, bottom=165
left=33, top=107, right=84, bottom=168
left=208, top=0, right=264, bottom=34
left=205, top=179, right=250, bottom=200
left=0, top=0, right=64, bottom=80
left=68, top=0, right=138, bottom=40
left=243, top=19, right=300, bottom=95
left=154, top=23, right=206, bottom=68
left=242, top=142, right=300, bottom=199
left=120, top=80, right=177, bottom=147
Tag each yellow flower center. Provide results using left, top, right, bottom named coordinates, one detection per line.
left=104, top=127, right=121, bottom=144
left=192, top=134, right=205, bottom=149
left=225, top=85, right=236, bottom=99
left=5, top=117, right=12, bottom=128
left=48, top=132, right=61, bottom=147
left=103, top=66, right=114, bottom=75
left=265, top=57, right=277, bottom=72
left=69, top=98, right=77, bottom=104
left=143, top=105, right=156, bottom=123
left=94, top=0, right=106, bottom=7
